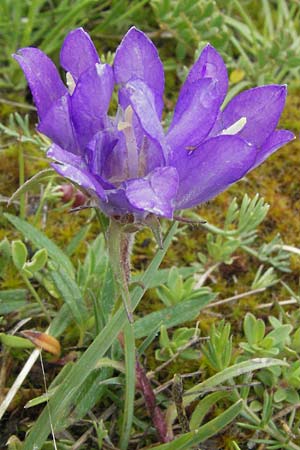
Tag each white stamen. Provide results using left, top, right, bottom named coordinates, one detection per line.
left=66, top=72, right=76, bottom=95
left=118, top=106, right=139, bottom=178
left=221, top=117, right=247, bottom=135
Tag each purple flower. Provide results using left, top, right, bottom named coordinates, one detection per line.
left=14, top=27, right=294, bottom=219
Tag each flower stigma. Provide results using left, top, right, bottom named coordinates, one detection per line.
left=221, top=116, right=247, bottom=135
left=66, top=72, right=76, bottom=94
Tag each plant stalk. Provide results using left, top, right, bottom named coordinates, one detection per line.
left=18, top=144, right=25, bottom=219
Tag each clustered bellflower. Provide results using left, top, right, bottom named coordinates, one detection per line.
left=14, top=27, right=294, bottom=220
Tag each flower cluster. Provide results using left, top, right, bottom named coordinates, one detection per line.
left=14, top=27, right=294, bottom=219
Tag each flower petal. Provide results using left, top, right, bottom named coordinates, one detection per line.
left=38, top=95, right=79, bottom=154
left=86, top=129, right=120, bottom=181
left=71, top=63, right=114, bottom=148
left=174, top=135, right=256, bottom=209
left=184, top=44, right=228, bottom=104
left=114, top=27, right=164, bottom=117
left=125, top=166, right=179, bottom=218
left=211, top=85, right=287, bottom=146
left=167, top=78, right=221, bottom=165
left=60, top=28, right=100, bottom=82
left=124, top=79, right=168, bottom=161
left=47, top=143, right=84, bottom=168
left=254, top=129, right=295, bottom=169
left=99, top=189, right=137, bottom=217
left=48, top=143, right=106, bottom=200
left=13, top=48, right=67, bottom=119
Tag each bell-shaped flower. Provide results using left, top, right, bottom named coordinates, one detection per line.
left=14, top=27, right=294, bottom=219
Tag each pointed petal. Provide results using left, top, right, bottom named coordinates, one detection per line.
left=125, top=166, right=179, bottom=218
left=13, top=48, right=67, bottom=119
left=60, top=28, right=100, bottom=82
left=254, top=129, right=295, bottom=169
left=211, top=85, right=287, bottom=147
left=175, top=135, right=256, bottom=209
left=71, top=63, right=114, bottom=148
left=114, top=27, right=164, bottom=117
left=167, top=78, right=221, bottom=165
left=48, top=144, right=106, bottom=200
left=124, top=79, right=167, bottom=160
left=184, top=44, right=228, bottom=104
left=47, top=143, right=84, bottom=168
left=38, top=94, right=79, bottom=154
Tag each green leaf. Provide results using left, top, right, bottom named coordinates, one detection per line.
left=12, top=240, right=27, bottom=271
left=154, top=400, right=243, bottom=450
left=4, top=213, right=74, bottom=277
left=0, top=289, right=27, bottom=314
left=0, top=238, right=11, bottom=277
left=25, top=248, right=48, bottom=274
left=0, top=333, right=34, bottom=348
left=65, top=224, right=90, bottom=256
left=22, top=222, right=178, bottom=450
left=49, top=304, right=74, bottom=338
left=51, top=268, right=88, bottom=328
left=156, top=285, right=174, bottom=306
left=274, top=388, right=287, bottom=403
left=291, top=328, right=300, bottom=352
left=190, top=391, right=230, bottom=430
left=267, top=324, right=293, bottom=346
left=8, top=169, right=56, bottom=206
left=132, top=266, right=197, bottom=289
left=188, top=358, right=288, bottom=400
left=244, top=313, right=258, bottom=345
left=159, top=325, right=171, bottom=349
left=134, top=294, right=215, bottom=339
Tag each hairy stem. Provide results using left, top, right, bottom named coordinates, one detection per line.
left=18, top=144, right=25, bottom=219
left=106, top=218, right=135, bottom=449
left=106, top=218, right=133, bottom=322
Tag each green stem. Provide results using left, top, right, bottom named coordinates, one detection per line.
left=21, top=274, right=51, bottom=323
left=33, top=180, right=53, bottom=227
left=106, top=218, right=136, bottom=448
left=106, top=219, right=133, bottom=322
left=18, top=144, right=25, bottom=219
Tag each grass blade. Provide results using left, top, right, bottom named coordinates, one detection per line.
left=190, top=391, right=230, bottom=430
left=119, top=322, right=136, bottom=449
left=0, top=289, right=27, bottom=314
left=51, top=269, right=88, bottom=328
